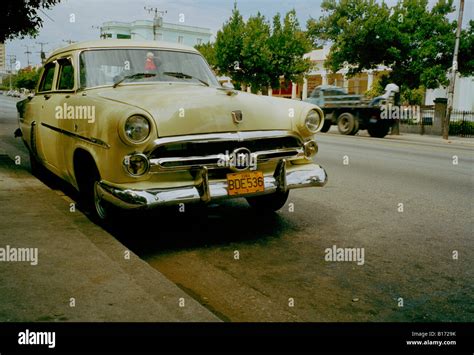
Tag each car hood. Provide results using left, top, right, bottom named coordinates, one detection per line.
left=95, top=84, right=308, bottom=137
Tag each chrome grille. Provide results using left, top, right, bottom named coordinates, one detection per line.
left=147, top=131, right=305, bottom=172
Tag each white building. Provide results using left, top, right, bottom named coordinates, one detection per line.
left=424, top=74, right=474, bottom=111
left=301, top=46, right=390, bottom=97
left=100, top=20, right=212, bottom=47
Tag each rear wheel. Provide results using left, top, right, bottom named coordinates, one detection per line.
left=29, top=151, right=42, bottom=176
left=367, top=120, right=390, bottom=138
left=246, top=190, right=289, bottom=212
left=29, top=151, right=50, bottom=180
left=337, top=113, right=358, bottom=135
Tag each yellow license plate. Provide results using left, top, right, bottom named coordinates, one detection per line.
left=227, top=171, right=264, bottom=196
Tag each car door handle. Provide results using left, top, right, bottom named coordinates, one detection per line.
left=44, top=94, right=51, bottom=100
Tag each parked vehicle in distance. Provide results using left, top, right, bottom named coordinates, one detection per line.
left=16, top=40, right=328, bottom=221
left=304, top=85, right=395, bottom=138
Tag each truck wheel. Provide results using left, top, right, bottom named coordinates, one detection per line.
left=351, top=118, right=359, bottom=135
left=320, top=120, right=332, bottom=133
left=368, top=121, right=390, bottom=138
left=246, top=190, right=289, bottom=212
left=337, top=113, right=357, bottom=135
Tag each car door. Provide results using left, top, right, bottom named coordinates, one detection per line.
left=34, top=60, right=60, bottom=174
left=51, top=56, right=77, bottom=176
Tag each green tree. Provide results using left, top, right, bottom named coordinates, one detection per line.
left=14, top=67, right=41, bottom=90
left=307, top=0, right=473, bottom=91
left=215, top=4, right=246, bottom=84
left=459, top=20, right=474, bottom=76
left=195, top=42, right=217, bottom=69
left=241, top=12, right=273, bottom=91
left=2, top=0, right=62, bottom=42
left=269, top=10, right=313, bottom=89
left=215, top=6, right=312, bottom=91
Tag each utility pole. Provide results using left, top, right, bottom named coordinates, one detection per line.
left=92, top=25, right=108, bottom=39
left=6, top=55, right=17, bottom=91
left=445, top=0, right=464, bottom=140
left=36, top=42, right=48, bottom=64
left=144, top=6, right=167, bottom=40
left=23, top=45, right=32, bottom=67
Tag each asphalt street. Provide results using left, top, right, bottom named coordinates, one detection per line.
left=1, top=94, right=472, bottom=322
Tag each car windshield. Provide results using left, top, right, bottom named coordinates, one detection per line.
left=79, top=49, right=219, bottom=88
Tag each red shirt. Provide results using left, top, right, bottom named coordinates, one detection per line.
left=145, top=58, right=157, bottom=71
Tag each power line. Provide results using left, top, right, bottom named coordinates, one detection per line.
left=36, top=42, right=48, bottom=63
left=144, top=6, right=167, bottom=40
left=38, top=8, right=55, bottom=22
left=23, top=45, right=32, bottom=67
left=6, top=55, right=17, bottom=90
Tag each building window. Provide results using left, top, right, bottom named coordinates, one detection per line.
left=178, top=36, right=184, bottom=44
left=196, top=38, right=202, bottom=45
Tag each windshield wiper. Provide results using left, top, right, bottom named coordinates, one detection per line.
left=113, top=73, right=156, bottom=88
left=163, top=72, right=209, bottom=87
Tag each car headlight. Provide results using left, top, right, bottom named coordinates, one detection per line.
left=124, top=115, right=150, bottom=143
left=305, top=109, right=322, bottom=134
left=123, top=153, right=149, bottom=176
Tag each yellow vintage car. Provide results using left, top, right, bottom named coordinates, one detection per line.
left=17, top=40, right=327, bottom=221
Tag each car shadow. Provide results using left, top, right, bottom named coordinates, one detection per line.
left=101, top=201, right=294, bottom=257
left=27, top=155, right=294, bottom=256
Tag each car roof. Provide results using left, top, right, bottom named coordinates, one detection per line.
left=48, top=39, right=199, bottom=59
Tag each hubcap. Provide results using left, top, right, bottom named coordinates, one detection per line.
left=93, top=182, right=108, bottom=220
left=340, top=116, right=350, bottom=131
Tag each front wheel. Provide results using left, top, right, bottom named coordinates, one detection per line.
left=337, top=113, right=358, bottom=135
left=246, top=190, right=289, bottom=212
left=77, top=165, right=114, bottom=222
left=320, top=120, right=332, bottom=133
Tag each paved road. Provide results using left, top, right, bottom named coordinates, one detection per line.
left=1, top=94, right=473, bottom=322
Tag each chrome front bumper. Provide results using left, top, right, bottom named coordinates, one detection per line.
left=96, top=159, right=327, bottom=210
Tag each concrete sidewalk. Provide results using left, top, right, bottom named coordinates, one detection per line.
left=0, top=152, right=219, bottom=322
left=326, top=126, right=474, bottom=147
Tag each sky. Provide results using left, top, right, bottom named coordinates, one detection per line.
left=5, top=0, right=474, bottom=69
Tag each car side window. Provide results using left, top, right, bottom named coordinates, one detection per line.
left=38, top=62, right=56, bottom=92
left=57, top=58, right=74, bottom=90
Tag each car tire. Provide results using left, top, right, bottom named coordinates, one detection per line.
left=367, top=121, right=390, bottom=138
left=246, top=190, right=289, bottom=212
left=320, top=120, right=332, bottom=133
left=77, top=163, right=114, bottom=222
left=337, top=113, right=357, bottom=135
